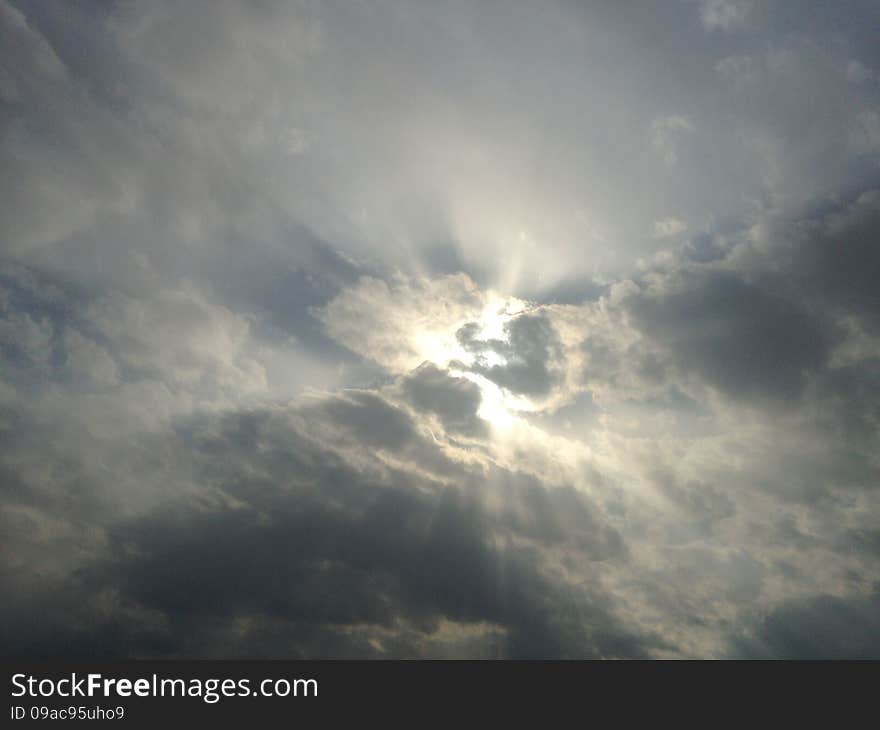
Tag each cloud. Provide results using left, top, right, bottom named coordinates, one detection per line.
left=699, top=0, right=752, bottom=33
left=3, top=0, right=880, bottom=660
left=846, top=60, right=873, bottom=84
left=652, top=218, right=688, bottom=239
left=650, top=115, right=696, bottom=166
left=851, top=108, right=880, bottom=154
left=399, top=363, right=488, bottom=438
left=458, top=310, right=567, bottom=399
left=317, top=273, right=485, bottom=373
left=1, top=373, right=650, bottom=659
left=729, top=589, right=880, bottom=658
left=715, top=55, right=757, bottom=86
left=623, top=268, right=836, bottom=403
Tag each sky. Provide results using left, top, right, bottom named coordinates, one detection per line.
left=2, top=0, right=880, bottom=659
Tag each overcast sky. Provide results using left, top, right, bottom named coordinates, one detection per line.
left=2, top=0, right=880, bottom=658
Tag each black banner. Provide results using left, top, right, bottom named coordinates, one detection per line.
left=3, top=661, right=874, bottom=723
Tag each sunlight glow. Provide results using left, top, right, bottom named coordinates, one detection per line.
left=453, top=371, right=536, bottom=431
left=474, top=293, right=525, bottom=342
left=410, top=291, right=534, bottom=432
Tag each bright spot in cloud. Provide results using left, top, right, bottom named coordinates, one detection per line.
left=406, top=291, right=536, bottom=430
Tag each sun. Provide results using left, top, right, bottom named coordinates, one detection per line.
left=414, top=291, right=534, bottom=431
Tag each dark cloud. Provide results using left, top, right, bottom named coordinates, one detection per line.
left=782, top=190, right=880, bottom=334
left=400, top=363, right=488, bottom=437
left=728, top=589, right=880, bottom=659
left=683, top=233, right=726, bottom=263
left=2, top=389, right=647, bottom=659
left=624, top=269, right=837, bottom=403
left=458, top=312, right=565, bottom=398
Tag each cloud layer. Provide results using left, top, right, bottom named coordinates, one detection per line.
left=2, top=0, right=880, bottom=658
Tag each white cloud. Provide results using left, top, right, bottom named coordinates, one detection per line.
left=85, top=287, right=268, bottom=396
left=846, top=60, right=872, bottom=84
left=716, top=54, right=757, bottom=86
left=652, top=217, right=688, bottom=239
left=651, top=115, right=696, bottom=166
left=318, top=273, right=486, bottom=374
left=699, top=0, right=752, bottom=33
